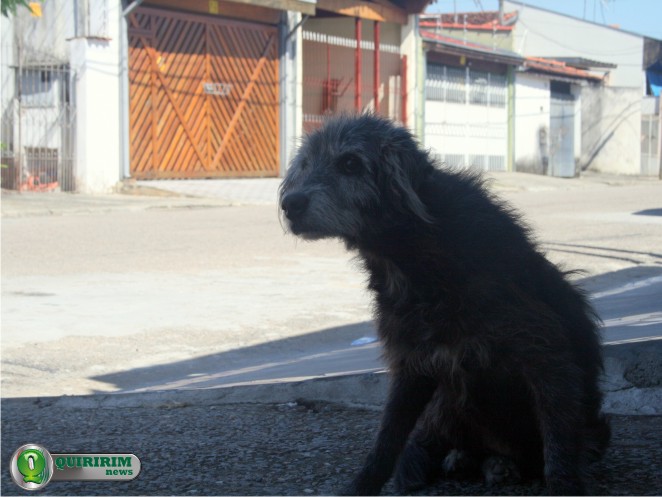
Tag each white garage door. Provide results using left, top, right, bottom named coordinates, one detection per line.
left=425, top=64, right=508, bottom=171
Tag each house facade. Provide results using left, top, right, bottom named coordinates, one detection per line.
left=504, top=1, right=655, bottom=175
left=512, top=60, right=602, bottom=177
left=2, top=0, right=659, bottom=193
left=420, top=13, right=600, bottom=177
left=1, top=0, right=426, bottom=192
left=421, top=1, right=661, bottom=177
left=421, top=30, right=520, bottom=173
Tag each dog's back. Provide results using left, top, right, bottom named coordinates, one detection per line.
left=366, top=165, right=607, bottom=461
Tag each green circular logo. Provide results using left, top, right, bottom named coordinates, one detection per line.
left=10, top=444, right=54, bottom=491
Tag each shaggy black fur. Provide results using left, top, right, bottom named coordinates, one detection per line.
left=279, top=114, right=610, bottom=495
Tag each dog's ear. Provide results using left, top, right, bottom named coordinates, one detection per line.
left=379, top=142, right=434, bottom=224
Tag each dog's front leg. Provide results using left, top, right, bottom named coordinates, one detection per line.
left=527, top=362, right=586, bottom=495
left=341, top=373, right=436, bottom=496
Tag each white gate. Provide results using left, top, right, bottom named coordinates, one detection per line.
left=424, top=63, right=508, bottom=171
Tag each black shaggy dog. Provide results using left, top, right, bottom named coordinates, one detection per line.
left=279, top=114, right=610, bottom=495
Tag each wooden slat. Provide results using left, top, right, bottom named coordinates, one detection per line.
left=209, top=33, right=275, bottom=170
left=129, top=13, right=209, bottom=170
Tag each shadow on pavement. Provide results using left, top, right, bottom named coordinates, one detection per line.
left=633, top=208, right=662, bottom=216
left=88, top=266, right=662, bottom=395
left=90, top=321, right=384, bottom=393
left=575, top=264, right=662, bottom=294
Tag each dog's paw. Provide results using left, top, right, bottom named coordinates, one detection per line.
left=338, top=475, right=383, bottom=496
left=337, top=483, right=359, bottom=496
left=393, top=441, right=436, bottom=493
left=545, top=475, right=586, bottom=496
left=442, top=449, right=476, bottom=476
left=481, top=455, right=521, bottom=486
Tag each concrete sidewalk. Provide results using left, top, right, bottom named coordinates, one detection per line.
left=133, top=171, right=659, bottom=198
left=1, top=177, right=282, bottom=218
left=2, top=171, right=658, bottom=218
left=133, top=177, right=282, bottom=203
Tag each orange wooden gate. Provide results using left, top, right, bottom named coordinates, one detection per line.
left=128, top=7, right=279, bottom=179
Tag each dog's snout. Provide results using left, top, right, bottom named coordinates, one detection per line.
left=281, top=192, right=310, bottom=219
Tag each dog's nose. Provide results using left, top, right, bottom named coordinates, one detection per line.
left=281, top=192, right=309, bottom=219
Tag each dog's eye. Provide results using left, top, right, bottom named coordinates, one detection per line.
left=337, top=154, right=363, bottom=175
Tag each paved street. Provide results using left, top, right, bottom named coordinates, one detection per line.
left=2, top=172, right=661, bottom=397
left=1, top=400, right=661, bottom=496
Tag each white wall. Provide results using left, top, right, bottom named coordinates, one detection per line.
left=580, top=85, right=642, bottom=174
left=69, top=0, right=121, bottom=193
left=280, top=11, right=304, bottom=176
left=513, top=72, right=550, bottom=174
left=401, top=14, right=419, bottom=133
left=14, top=0, right=73, bottom=65
left=571, top=84, right=582, bottom=161
left=1, top=15, right=15, bottom=110
left=505, top=1, right=644, bottom=89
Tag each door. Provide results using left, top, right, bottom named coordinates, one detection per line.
left=549, top=93, right=576, bottom=178
left=128, top=7, right=279, bottom=179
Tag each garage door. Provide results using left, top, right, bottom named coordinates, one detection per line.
left=128, top=7, right=279, bottom=179
left=425, top=63, right=507, bottom=171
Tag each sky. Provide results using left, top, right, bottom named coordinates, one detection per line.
left=425, top=0, right=662, bottom=40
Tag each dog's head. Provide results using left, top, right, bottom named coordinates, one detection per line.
left=279, top=114, right=433, bottom=244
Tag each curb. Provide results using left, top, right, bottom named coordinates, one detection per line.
left=602, top=339, right=662, bottom=415
left=10, top=341, right=661, bottom=415
left=0, top=193, right=235, bottom=218
left=11, top=372, right=388, bottom=411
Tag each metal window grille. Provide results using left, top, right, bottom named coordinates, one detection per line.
left=1, top=0, right=77, bottom=192
left=426, top=63, right=506, bottom=108
left=302, top=28, right=405, bottom=134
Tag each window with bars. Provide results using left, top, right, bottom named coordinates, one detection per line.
left=427, top=64, right=507, bottom=108
left=20, top=70, right=55, bottom=107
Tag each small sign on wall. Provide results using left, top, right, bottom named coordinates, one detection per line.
left=203, top=82, right=232, bottom=96
left=29, top=2, right=42, bottom=16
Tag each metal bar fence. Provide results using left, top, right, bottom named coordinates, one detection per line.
left=301, top=28, right=405, bottom=134
left=1, top=0, right=78, bottom=192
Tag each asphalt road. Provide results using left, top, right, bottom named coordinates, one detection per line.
left=2, top=174, right=662, bottom=397
left=1, top=400, right=661, bottom=496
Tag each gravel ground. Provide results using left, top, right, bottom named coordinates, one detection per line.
left=2, top=399, right=660, bottom=496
